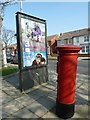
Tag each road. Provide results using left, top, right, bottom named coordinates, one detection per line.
left=77, top=59, right=88, bottom=75
left=48, top=59, right=89, bottom=75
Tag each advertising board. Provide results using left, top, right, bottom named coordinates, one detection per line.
left=16, top=12, right=48, bottom=91
left=21, top=16, right=47, bottom=67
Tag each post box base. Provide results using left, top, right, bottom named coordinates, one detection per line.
left=56, top=99, right=75, bottom=119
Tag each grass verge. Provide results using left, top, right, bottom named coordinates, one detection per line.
left=0, top=66, right=19, bottom=76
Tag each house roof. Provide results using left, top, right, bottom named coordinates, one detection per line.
left=58, top=28, right=89, bottom=40
left=6, top=43, right=17, bottom=49
left=47, top=34, right=59, bottom=46
left=47, top=34, right=59, bottom=41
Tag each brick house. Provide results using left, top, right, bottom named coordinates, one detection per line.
left=47, top=34, right=59, bottom=55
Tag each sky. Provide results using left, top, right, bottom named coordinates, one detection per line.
left=2, top=2, right=88, bottom=37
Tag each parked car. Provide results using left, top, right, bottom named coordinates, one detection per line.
left=11, top=53, right=18, bottom=64
left=6, top=48, right=12, bottom=62
left=6, top=55, right=11, bottom=62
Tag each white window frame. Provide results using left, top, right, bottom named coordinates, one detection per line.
left=86, top=45, right=89, bottom=53
left=68, top=38, right=72, bottom=44
left=61, top=39, right=65, bottom=45
left=76, top=37, right=79, bottom=43
left=84, top=35, right=89, bottom=42
left=81, top=45, right=89, bottom=53
left=82, top=46, right=85, bottom=53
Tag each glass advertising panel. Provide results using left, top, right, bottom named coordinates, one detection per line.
left=17, top=13, right=47, bottom=68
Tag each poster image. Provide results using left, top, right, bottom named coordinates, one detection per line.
left=23, top=51, right=46, bottom=67
left=20, top=16, right=47, bottom=67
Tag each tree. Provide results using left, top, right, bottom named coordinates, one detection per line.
left=0, top=0, right=24, bottom=67
left=0, top=0, right=24, bottom=32
left=0, top=0, right=18, bottom=17
left=1, top=27, right=16, bottom=67
left=0, top=0, right=24, bottom=17
left=2, top=27, right=16, bottom=47
left=0, top=0, right=22, bottom=31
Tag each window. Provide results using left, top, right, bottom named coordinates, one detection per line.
left=84, top=36, right=89, bottom=42
left=61, top=39, right=64, bottom=45
left=76, top=37, right=79, bottom=43
left=86, top=46, right=89, bottom=53
left=81, top=45, right=89, bottom=53
left=82, top=46, right=85, bottom=52
left=68, top=38, right=72, bottom=44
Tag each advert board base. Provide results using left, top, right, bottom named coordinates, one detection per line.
left=19, top=65, right=48, bottom=91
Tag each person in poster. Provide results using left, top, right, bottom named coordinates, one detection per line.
left=21, top=17, right=46, bottom=67
left=31, top=22, right=42, bottom=42
left=32, top=53, right=46, bottom=66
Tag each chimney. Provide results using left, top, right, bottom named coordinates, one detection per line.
left=60, top=33, right=63, bottom=36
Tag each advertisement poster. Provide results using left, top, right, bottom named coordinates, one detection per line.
left=21, top=17, right=47, bottom=67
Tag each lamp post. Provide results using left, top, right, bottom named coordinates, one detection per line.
left=20, top=0, right=22, bottom=12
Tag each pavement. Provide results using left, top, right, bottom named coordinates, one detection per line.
left=1, top=64, right=89, bottom=119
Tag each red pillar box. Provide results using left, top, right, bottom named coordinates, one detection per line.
left=56, top=45, right=81, bottom=119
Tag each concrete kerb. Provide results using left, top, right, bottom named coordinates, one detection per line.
left=48, top=56, right=90, bottom=61
left=78, top=57, right=90, bottom=61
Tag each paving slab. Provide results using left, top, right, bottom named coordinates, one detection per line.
left=26, top=101, right=48, bottom=117
left=2, top=92, right=13, bottom=104
left=2, top=111, right=11, bottom=119
left=2, top=99, right=24, bottom=115
left=37, top=85, right=54, bottom=95
left=72, top=105, right=88, bottom=118
left=48, top=90, right=57, bottom=102
left=36, top=96, right=55, bottom=111
left=12, top=108, right=39, bottom=118
left=29, top=88, right=49, bottom=97
left=2, top=84, right=18, bottom=91
left=76, top=84, right=88, bottom=94
left=3, top=90, right=22, bottom=99
left=42, top=111, right=59, bottom=119
left=15, top=94, right=36, bottom=107
left=27, top=91, right=41, bottom=100
left=2, top=80, right=14, bottom=88
left=77, top=74, right=88, bottom=82
left=44, top=83, right=57, bottom=91
left=3, top=75, right=19, bottom=88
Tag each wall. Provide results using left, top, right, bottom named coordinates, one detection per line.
left=73, top=35, right=90, bottom=54
left=57, top=40, right=60, bottom=46
left=73, top=35, right=90, bottom=45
